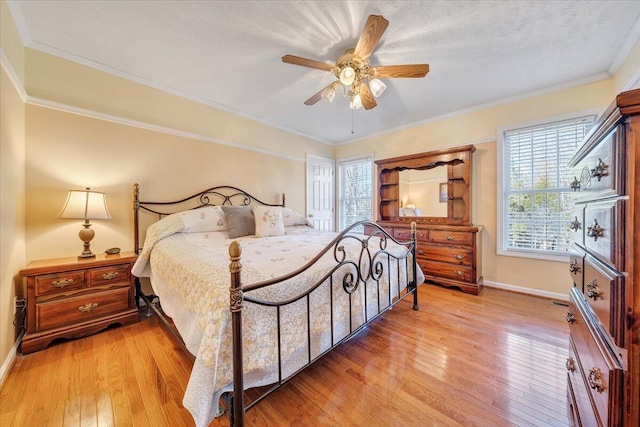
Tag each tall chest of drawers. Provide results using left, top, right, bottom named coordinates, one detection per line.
left=565, top=88, right=639, bottom=426
left=19, top=252, right=139, bottom=354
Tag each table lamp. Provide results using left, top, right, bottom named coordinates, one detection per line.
left=58, top=187, right=111, bottom=259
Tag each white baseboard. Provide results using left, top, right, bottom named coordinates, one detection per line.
left=0, top=332, right=23, bottom=390
left=484, top=280, right=569, bottom=302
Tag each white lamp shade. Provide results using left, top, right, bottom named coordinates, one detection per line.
left=369, top=78, right=387, bottom=98
left=321, top=83, right=337, bottom=103
left=339, top=66, right=355, bottom=86
left=59, top=188, right=111, bottom=220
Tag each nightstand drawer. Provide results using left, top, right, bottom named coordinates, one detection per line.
left=89, top=264, right=131, bottom=286
left=429, top=230, right=473, bottom=246
left=36, top=287, right=131, bottom=331
left=35, top=271, right=86, bottom=296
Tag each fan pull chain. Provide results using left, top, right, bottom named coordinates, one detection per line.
left=351, top=109, right=354, bottom=134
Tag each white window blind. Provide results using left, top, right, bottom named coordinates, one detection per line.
left=338, top=157, right=373, bottom=231
left=502, top=115, right=595, bottom=257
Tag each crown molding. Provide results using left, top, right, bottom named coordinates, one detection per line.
left=608, top=15, right=640, bottom=76
left=0, top=48, right=27, bottom=101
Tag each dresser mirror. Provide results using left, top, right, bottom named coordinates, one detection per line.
left=398, top=167, right=448, bottom=217
left=375, top=144, right=475, bottom=225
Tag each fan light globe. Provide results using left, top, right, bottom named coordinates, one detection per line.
left=369, top=79, right=387, bottom=98
left=349, top=94, right=363, bottom=110
left=339, top=67, right=356, bottom=86
left=321, top=84, right=337, bottom=103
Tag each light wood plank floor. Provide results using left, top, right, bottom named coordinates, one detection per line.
left=0, top=284, right=570, bottom=426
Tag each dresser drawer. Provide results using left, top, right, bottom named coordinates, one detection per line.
left=570, top=127, right=623, bottom=200
left=567, top=336, right=599, bottom=427
left=36, top=287, right=131, bottom=331
left=393, top=228, right=427, bottom=242
left=569, top=250, right=585, bottom=292
left=418, top=244, right=473, bottom=266
left=583, top=199, right=625, bottom=271
left=568, top=289, right=623, bottom=425
left=428, top=230, right=473, bottom=246
left=419, top=260, right=473, bottom=282
left=583, top=255, right=625, bottom=347
left=89, top=264, right=131, bottom=287
left=35, top=271, right=86, bottom=296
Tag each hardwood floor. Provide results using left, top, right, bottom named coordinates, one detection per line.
left=0, top=284, right=571, bottom=426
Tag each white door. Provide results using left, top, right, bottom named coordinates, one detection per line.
left=306, top=154, right=335, bottom=231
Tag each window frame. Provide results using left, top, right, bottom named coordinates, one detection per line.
left=496, top=109, right=601, bottom=262
left=336, top=154, right=374, bottom=231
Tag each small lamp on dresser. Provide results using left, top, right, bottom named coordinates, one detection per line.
left=58, top=187, right=111, bottom=259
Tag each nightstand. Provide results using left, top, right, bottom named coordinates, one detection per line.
left=19, top=252, right=139, bottom=354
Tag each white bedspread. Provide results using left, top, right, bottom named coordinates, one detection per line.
left=132, top=216, right=423, bottom=427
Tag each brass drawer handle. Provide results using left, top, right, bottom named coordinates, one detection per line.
left=570, top=176, right=580, bottom=191
left=566, top=357, right=576, bottom=372
left=418, top=250, right=424, bottom=255
left=102, top=271, right=119, bottom=280
left=590, top=158, right=608, bottom=182
left=566, top=312, right=576, bottom=323
left=569, top=216, right=581, bottom=232
left=455, top=254, right=464, bottom=260
left=569, top=260, right=580, bottom=274
left=52, top=278, right=73, bottom=288
left=446, top=235, right=455, bottom=241
left=78, top=303, right=98, bottom=313
left=588, top=367, right=604, bottom=393
left=586, top=279, right=600, bottom=300
left=455, top=270, right=464, bottom=276
left=586, top=219, right=603, bottom=241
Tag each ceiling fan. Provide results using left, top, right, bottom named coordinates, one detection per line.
left=282, top=14, right=429, bottom=110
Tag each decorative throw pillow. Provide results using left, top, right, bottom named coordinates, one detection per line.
left=221, top=205, right=255, bottom=238
left=177, top=205, right=227, bottom=232
left=281, top=207, right=311, bottom=227
left=253, top=205, right=285, bottom=237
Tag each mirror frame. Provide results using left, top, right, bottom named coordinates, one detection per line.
left=375, top=144, right=475, bottom=225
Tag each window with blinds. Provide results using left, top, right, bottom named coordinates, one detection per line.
left=501, top=115, right=595, bottom=258
left=338, top=157, right=373, bottom=231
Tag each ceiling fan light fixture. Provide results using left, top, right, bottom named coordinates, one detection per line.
left=369, top=78, right=386, bottom=98
left=339, top=66, right=356, bottom=86
left=321, top=83, right=338, bottom=103
left=349, top=94, right=362, bottom=110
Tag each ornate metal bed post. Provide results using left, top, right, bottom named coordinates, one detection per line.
left=133, top=183, right=140, bottom=255
left=411, top=221, right=419, bottom=310
left=229, top=241, right=245, bottom=427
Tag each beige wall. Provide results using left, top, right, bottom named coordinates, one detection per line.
left=336, top=80, right=615, bottom=296
left=0, top=66, right=26, bottom=376
left=613, top=37, right=640, bottom=93
left=25, top=104, right=307, bottom=261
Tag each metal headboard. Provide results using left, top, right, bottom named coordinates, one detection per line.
left=133, top=183, right=285, bottom=254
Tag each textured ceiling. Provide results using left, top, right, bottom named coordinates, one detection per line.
left=8, top=1, right=640, bottom=144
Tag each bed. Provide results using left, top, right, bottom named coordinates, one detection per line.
left=131, top=183, right=424, bottom=427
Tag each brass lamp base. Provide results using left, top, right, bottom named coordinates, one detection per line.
left=78, top=221, right=96, bottom=259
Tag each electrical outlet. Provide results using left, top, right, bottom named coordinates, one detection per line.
left=13, top=296, right=17, bottom=315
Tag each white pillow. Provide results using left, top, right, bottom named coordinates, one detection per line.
left=253, top=205, right=285, bottom=237
left=177, top=205, right=228, bottom=233
left=281, top=207, right=310, bottom=227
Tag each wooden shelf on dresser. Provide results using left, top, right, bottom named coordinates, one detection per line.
left=19, top=252, right=139, bottom=354
left=564, top=88, right=639, bottom=426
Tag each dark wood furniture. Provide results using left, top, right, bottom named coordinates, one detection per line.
left=565, top=88, right=639, bottom=426
left=19, top=252, right=139, bottom=354
left=373, top=145, right=483, bottom=295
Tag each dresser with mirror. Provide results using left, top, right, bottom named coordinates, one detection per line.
left=372, top=145, right=483, bottom=295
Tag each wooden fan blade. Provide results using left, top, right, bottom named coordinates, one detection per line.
left=304, top=82, right=336, bottom=106
left=373, top=64, right=430, bottom=78
left=354, top=15, right=389, bottom=60
left=282, top=55, right=334, bottom=72
left=360, top=83, right=377, bottom=110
